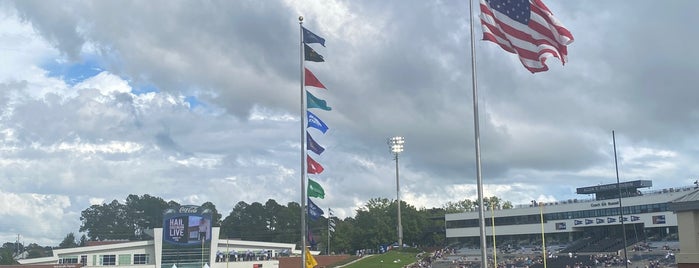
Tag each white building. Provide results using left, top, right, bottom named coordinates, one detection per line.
left=445, top=180, right=693, bottom=249
left=18, top=227, right=304, bottom=268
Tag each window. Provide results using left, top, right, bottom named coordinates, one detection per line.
left=118, top=254, right=130, bottom=266
left=101, top=255, right=116, bottom=266
left=134, top=254, right=149, bottom=265
left=60, top=256, right=78, bottom=264
left=81, top=255, right=87, bottom=266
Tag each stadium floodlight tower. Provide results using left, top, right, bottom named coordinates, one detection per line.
left=388, top=136, right=405, bottom=249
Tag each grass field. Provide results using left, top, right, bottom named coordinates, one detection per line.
left=337, top=249, right=424, bottom=268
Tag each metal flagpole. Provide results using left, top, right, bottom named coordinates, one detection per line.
left=467, top=0, right=488, bottom=267
left=490, top=204, right=496, bottom=266
left=539, top=204, right=547, bottom=268
left=612, top=130, right=629, bottom=268
left=299, top=16, right=308, bottom=268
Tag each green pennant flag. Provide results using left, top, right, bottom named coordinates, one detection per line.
left=308, top=178, right=325, bottom=199
left=307, top=91, right=331, bottom=111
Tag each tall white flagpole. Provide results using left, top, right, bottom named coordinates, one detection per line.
left=468, top=0, right=488, bottom=267
left=299, top=16, right=308, bottom=268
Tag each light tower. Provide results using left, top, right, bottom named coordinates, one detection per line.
left=388, top=136, right=405, bottom=249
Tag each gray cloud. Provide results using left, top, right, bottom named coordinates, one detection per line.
left=2, top=0, right=699, bottom=245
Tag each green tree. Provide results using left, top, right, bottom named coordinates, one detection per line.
left=221, top=201, right=269, bottom=241
left=263, top=199, right=284, bottom=242
left=0, top=249, right=18, bottom=264
left=502, top=201, right=514, bottom=209
left=352, top=198, right=394, bottom=249
left=125, top=194, right=170, bottom=236
left=278, top=201, right=301, bottom=244
left=220, top=201, right=246, bottom=239
left=418, top=208, right=446, bottom=246
left=58, top=232, right=78, bottom=248
left=443, top=199, right=475, bottom=213
left=79, top=200, right=131, bottom=240
left=1, top=242, right=22, bottom=255
left=79, top=234, right=88, bottom=246
left=484, top=196, right=503, bottom=210
left=327, top=216, right=354, bottom=254
left=25, top=243, right=50, bottom=258
left=389, top=200, right=426, bottom=247
left=200, top=201, right=222, bottom=227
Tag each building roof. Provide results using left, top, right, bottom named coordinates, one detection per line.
left=668, top=188, right=699, bottom=212
left=576, top=180, right=652, bottom=195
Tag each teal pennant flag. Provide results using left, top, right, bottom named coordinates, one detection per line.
left=307, top=91, right=331, bottom=111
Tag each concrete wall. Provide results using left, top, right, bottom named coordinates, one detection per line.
left=677, top=210, right=699, bottom=267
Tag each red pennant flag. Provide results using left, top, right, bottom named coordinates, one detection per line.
left=305, top=68, right=326, bottom=89
left=307, top=155, right=325, bottom=174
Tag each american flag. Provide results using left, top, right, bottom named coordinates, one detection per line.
left=480, top=0, right=574, bottom=73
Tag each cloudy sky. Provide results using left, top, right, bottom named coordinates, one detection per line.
left=1, top=0, right=698, bottom=246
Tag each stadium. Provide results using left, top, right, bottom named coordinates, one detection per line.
left=444, top=180, right=699, bottom=267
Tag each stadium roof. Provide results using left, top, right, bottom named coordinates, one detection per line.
left=668, top=188, right=699, bottom=212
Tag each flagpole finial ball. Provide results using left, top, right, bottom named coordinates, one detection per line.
left=299, top=16, right=304, bottom=22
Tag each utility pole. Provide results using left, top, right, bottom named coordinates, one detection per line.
left=16, top=234, right=20, bottom=257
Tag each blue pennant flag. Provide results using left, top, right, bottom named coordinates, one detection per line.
left=307, top=197, right=324, bottom=221
left=307, top=91, right=331, bottom=111
left=307, top=132, right=325, bottom=155
left=302, top=26, right=326, bottom=47
left=307, top=111, right=329, bottom=133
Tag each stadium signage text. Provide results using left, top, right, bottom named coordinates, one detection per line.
left=179, top=206, right=199, bottom=213
left=590, top=200, right=620, bottom=207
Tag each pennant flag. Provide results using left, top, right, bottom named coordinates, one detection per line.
left=307, top=111, right=329, bottom=133
left=307, top=178, right=325, bottom=199
left=304, top=44, right=325, bottom=62
left=328, top=219, right=335, bottom=227
left=305, top=68, right=327, bottom=89
left=305, top=247, right=318, bottom=268
left=307, top=155, right=325, bottom=174
left=302, top=26, right=326, bottom=47
left=328, top=208, right=334, bottom=216
left=306, top=91, right=331, bottom=111
left=307, top=197, right=324, bottom=221
left=308, top=229, right=317, bottom=248
left=307, top=132, right=326, bottom=155
left=328, top=225, right=335, bottom=233
left=479, top=0, right=574, bottom=73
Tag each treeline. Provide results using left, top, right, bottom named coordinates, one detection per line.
left=15, top=194, right=514, bottom=259
left=76, top=194, right=446, bottom=254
